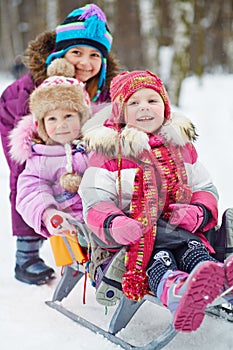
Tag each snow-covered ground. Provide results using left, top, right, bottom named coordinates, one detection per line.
left=0, top=72, right=233, bottom=349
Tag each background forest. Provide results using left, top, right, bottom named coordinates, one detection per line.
left=0, top=0, right=232, bottom=105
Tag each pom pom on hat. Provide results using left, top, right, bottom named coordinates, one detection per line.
left=59, top=143, right=83, bottom=193
left=110, top=70, right=171, bottom=121
left=46, top=4, right=113, bottom=100
left=47, top=58, right=75, bottom=77
left=60, top=172, right=82, bottom=193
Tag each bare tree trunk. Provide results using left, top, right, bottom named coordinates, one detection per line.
left=190, top=0, right=205, bottom=77
left=169, top=0, right=193, bottom=106
left=113, top=0, right=145, bottom=70
left=139, top=0, right=159, bottom=73
left=0, top=0, right=23, bottom=70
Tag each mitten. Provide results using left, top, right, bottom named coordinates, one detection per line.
left=42, top=208, right=77, bottom=236
left=109, top=215, right=143, bottom=245
left=169, top=203, right=204, bottom=233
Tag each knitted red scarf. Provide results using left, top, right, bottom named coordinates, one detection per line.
left=121, top=136, right=192, bottom=301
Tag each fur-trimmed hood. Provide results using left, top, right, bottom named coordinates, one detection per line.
left=83, top=111, right=198, bottom=159
left=9, top=114, right=39, bottom=164
left=24, top=30, right=120, bottom=88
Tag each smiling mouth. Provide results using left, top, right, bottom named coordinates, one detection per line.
left=56, top=132, right=70, bottom=136
left=136, top=116, right=154, bottom=121
left=76, top=68, right=91, bottom=73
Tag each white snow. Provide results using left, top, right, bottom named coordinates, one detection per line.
left=1, top=72, right=233, bottom=349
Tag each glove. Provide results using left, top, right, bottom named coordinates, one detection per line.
left=110, top=216, right=143, bottom=245
left=42, top=208, right=77, bottom=236
left=169, top=203, right=204, bottom=233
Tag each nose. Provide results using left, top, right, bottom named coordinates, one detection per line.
left=77, top=55, right=89, bottom=66
left=57, top=120, right=68, bottom=129
left=140, top=104, right=150, bottom=110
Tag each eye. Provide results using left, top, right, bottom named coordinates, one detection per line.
left=71, top=49, right=81, bottom=56
left=128, top=101, right=138, bottom=106
left=65, top=114, right=72, bottom=119
left=91, top=52, right=101, bottom=59
left=46, top=116, right=56, bottom=122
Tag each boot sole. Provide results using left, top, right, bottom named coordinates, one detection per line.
left=224, top=208, right=233, bottom=257
left=15, top=267, right=55, bottom=285
left=95, top=248, right=126, bottom=306
left=225, top=254, right=233, bottom=287
left=173, top=261, right=224, bottom=332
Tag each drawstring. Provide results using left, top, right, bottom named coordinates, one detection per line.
left=117, top=133, right=123, bottom=211
left=83, top=267, right=88, bottom=304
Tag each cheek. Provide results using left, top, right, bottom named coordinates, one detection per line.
left=93, top=60, right=102, bottom=73
left=155, top=105, right=165, bottom=117
left=72, top=126, right=81, bottom=135
left=45, top=124, right=56, bottom=137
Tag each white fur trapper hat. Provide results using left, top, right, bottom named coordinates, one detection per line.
left=29, top=58, right=91, bottom=144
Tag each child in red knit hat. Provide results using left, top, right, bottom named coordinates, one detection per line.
left=79, top=70, right=233, bottom=333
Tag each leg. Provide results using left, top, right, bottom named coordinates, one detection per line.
left=11, top=164, right=54, bottom=285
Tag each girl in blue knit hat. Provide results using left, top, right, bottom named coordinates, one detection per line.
left=0, top=3, right=119, bottom=285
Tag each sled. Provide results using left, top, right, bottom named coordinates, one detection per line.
left=46, top=221, right=177, bottom=349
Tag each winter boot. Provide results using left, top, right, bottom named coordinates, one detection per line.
left=15, top=236, right=55, bottom=285
left=95, top=247, right=126, bottom=307
left=220, top=208, right=233, bottom=259
left=157, top=261, right=225, bottom=332
left=205, top=255, right=233, bottom=321
left=220, top=254, right=233, bottom=303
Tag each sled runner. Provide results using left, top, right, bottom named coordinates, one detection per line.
left=46, top=221, right=178, bottom=349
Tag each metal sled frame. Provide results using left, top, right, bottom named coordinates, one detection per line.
left=46, top=222, right=177, bottom=350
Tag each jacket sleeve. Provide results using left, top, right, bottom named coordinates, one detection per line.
left=16, top=157, right=58, bottom=238
left=0, top=75, right=34, bottom=179
left=78, top=152, right=128, bottom=246
left=182, top=143, right=218, bottom=230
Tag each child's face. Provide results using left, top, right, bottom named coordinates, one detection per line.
left=44, top=108, right=81, bottom=145
left=124, top=88, right=165, bottom=134
left=64, top=46, right=102, bottom=82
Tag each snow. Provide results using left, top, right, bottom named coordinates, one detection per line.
left=1, top=71, right=233, bottom=350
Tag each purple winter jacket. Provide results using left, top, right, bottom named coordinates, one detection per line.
left=0, top=74, right=36, bottom=237
left=16, top=142, right=88, bottom=238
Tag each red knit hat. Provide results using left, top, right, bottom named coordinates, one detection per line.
left=110, top=70, right=171, bottom=120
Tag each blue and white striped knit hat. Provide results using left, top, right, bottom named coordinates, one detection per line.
left=46, top=4, right=113, bottom=101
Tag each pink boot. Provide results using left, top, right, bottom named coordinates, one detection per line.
left=157, top=261, right=225, bottom=332
left=224, top=255, right=233, bottom=288
left=220, top=255, right=233, bottom=303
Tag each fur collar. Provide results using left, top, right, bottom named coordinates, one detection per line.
left=84, top=112, right=197, bottom=159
